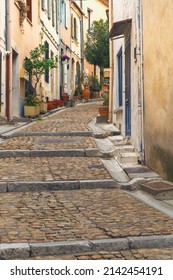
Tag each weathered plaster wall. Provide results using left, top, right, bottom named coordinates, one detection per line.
left=12, top=1, right=40, bottom=117
left=143, top=0, right=173, bottom=181
left=0, top=1, right=6, bottom=116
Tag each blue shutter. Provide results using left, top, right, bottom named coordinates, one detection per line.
left=118, top=48, right=123, bottom=107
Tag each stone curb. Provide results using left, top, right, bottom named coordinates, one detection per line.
left=0, top=149, right=100, bottom=158
left=0, top=107, right=67, bottom=138
left=1, top=235, right=173, bottom=259
left=1, top=131, right=93, bottom=139
left=0, top=179, right=118, bottom=193
left=1, top=178, right=160, bottom=193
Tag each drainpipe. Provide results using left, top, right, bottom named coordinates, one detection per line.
left=5, top=0, right=11, bottom=121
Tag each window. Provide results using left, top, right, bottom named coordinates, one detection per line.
left=26, top=0, right=32, bottom=22
left=87, top=9, right=92, bottom=29
left=45, top=41, right=49, bottom=83
left=47, top=0, right=52, bottom=20
left=41, top=0, right=46, bottom=11
left=56, top=0, right=59, bottom=33
left=117, top=48, right=123, bottom=107
left=52, top=0, right=56, bottom=27
left=71, top=15, right=78, bottom=41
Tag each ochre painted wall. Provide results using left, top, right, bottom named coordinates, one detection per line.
left=143, top=0, right=173, bottom=181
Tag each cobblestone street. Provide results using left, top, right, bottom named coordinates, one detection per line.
left=0, top=103, right=173, bottom=260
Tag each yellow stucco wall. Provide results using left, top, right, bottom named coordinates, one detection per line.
left=143, top=0, right=173, bottom=181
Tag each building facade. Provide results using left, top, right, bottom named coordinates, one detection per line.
left=109, top=0, right=173, bottom=181
left=143, top=0, right=173, bottom=181
left=7, top=0, right=40, bottom=119
left=40, top=0, right=60, bottom=101
left=0, top=1, right=6, bottom=118
left=109, top=0, right=144, bottom=155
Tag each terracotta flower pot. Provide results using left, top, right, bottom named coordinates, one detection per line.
left=82, top=88, right=90, bottom=100
left=98, top=105, right=109, bottom=117
left=62, top=95, right=69, bottom=102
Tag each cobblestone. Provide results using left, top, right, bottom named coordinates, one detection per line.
left=0, top=136, right=97, bottom=150
left=19, top=104, right=99, bottom=133
left=0, top=189, right=173, bottom=244
left=25, top=248, right=173, bottom=260
left=0, top=157, right=111, bottom=182
left=1, top=103, right=173, bottom=260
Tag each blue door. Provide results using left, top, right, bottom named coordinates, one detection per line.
left=125, top=39, right=131, bottom=136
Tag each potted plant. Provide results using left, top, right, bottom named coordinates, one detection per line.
left=98, top=94, right=109, bottom=117
left=23, top=44, right=57, bottom=115
left=80, top=73, right=91, bottom=100
left=89, top=75, right=102, bottom=98
left=73, top=84, right=82, bottom=101
left=24, top=91, right=40, bottom=117
left=40, top=97, right=48, bottom=113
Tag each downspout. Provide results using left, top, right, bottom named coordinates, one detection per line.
left=5, top=0, right=11, bottom=121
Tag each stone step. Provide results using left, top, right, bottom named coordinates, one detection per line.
left=117, top=152, right=139, bottom=164
left=101, top=158, right=130, bottom=183
left=113, top=145, right=134, bottom=154
left=94, top=138, right=115, bottom=153
left=108, top=135, right=131, bottom=145
left=108, top=135, right=124, bottom=143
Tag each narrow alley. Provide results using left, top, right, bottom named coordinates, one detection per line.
left=0, top=102, right=173, bottom=260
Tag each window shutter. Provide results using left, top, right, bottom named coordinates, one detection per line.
left=41, top=0, right=46, bottom=11
left=71, top=14, right=74, bottom=38
left=65, top=1, right=69, bottom=28
left=45, top=41, right=49, bottom=83
left=26, top=0, right=32, bottom=22
left=74, top=17, right=77, bottom=39
left=56, top=0, right=59, bottom=33
left=52, top=0, right=56, bottom=27
left=47, top=0, right=52, bottom=20
left=76, top=22, right=79, bottom=41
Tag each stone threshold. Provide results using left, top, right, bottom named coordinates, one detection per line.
left=1, top=234, right=173, bottom=259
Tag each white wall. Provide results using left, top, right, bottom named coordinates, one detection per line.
left=111, top=0, right=143, bottom=151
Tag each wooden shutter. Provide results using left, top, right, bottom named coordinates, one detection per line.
left=56, top=0, right=59, bottom=33
left=52, top=0, right=55, bottom=27
left=45, top=41, right=49, bottom=83
left=47, top=0, right=51, bottom=20
left=41, top=0, right=46, bottom=11
left=71, top=14, right=74, bottom=38
left=26, top=0, right=32, bottom=22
